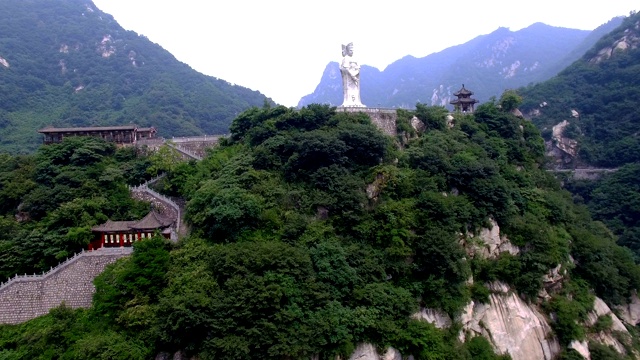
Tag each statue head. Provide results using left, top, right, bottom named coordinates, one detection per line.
left=341, top=42, right=354, bottom=57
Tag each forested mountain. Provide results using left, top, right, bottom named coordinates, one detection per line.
left=0, top=138, right=154, bottom=281
left=517, top=11, right=640, bottom=263
left=2, top=102, right=640, bottom=359
left=0, top=0, right=272, bottom=153
left=298, top=19, right=623, bottom=109
left=519, top=12, right=640, bottom=169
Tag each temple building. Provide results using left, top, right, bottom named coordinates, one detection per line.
left=450, top=84, right=479, bottom=113
left=38, top=125, right=157, bottom=145
left=89, top=211, right=174, bottom=250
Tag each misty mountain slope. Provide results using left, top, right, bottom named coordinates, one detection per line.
left=0, top=0, right=272, bottom=153
left=519, top=12, right=640, bottom=168
left=299, top=20, right=623, bottom=109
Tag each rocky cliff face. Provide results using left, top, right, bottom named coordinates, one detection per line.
left=589, top=17, right=640, bottom=64
left=547, top=119, right=579, bottom=166
left=458, top=281, right=561, bottom=360
left=461, top=218, right=520, bottom=259
left=344, top=287, right=640, bottom=360
left=338, top=215, right=640, bottom=360
left=617, top=293, right=640, bottom=326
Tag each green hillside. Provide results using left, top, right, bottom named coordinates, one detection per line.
left=0, top=0, right=272, bottom=153
left=519, top=11, right=640, bottom=168
left=518, top=11, right=640, bottom=261
left=2, top=103, right=639, bottom=359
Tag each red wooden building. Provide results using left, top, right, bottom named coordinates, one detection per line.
left=89, top=211, right=174, bottom=250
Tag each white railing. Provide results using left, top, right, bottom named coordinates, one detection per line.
left=129, top=179, right=182, bottom=238
left=0, top=247, right=132, bottom=291
left=170, top=134, right=226, bottom=143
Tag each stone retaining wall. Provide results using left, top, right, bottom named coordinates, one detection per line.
left=0, top=247, right=132, bottom=324
left=336, top=107, right=397, bottom=136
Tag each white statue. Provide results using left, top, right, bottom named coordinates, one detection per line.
left=340, top=42, right=365, bottom=107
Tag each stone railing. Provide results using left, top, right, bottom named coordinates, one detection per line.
left=144, top=173, right=166, bottom=186
left=0, top=247, right=132, bottom=324
left=129, top=180, right=181, bottom=239
left=170, top=134, right=226, bottom=143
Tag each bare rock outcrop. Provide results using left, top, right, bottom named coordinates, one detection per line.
left=616, top=293, right=640, bottom=326
left=548, top=120, right=579, bottom=164
left=461, top=218, right=519, bottom=259
left=459, top=281, right=560, bottom=360
left=584, top=297, right=630, bottom=356
left=413, top=308, right=452, bottom=329
left=590, top=22, right=640, bottom=64
left=342, top=343, right=404, bottom=360
left=410, top=116, right=425, bottom=133
left=541, top=263, right=566, bottom=294
left=366, top=172, right=387, bottom=201
left=569, top=340, right=590, bottom=359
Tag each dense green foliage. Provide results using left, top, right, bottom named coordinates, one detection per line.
left=0, top=0, right=272, bottom=153
left=565, top=164, right=640, bottom=260
left=0, top=137, right=152, bottom=281
left=2, top=103, right=640, bottom=358
left=517, top=12, right=640, bottom=276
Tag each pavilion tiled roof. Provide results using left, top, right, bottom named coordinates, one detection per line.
left=91, top=211, right=173, bottom=233
left=453, top=84, right=474, bottom=96
left=91, top=220, right=138, bottom=233
left=130, top=211, right=174, bottom=231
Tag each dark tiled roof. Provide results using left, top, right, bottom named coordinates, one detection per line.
left=92, top=211, right=173, bottom=233
left=451, top=98, right=479, bottom=104
left=130, top=211, right=174, bottom=231
left=38, top=125, right=138, bottom=133
left=92, top=220, right=138, bottom=232
left=453, top=84, right=474, bottom=96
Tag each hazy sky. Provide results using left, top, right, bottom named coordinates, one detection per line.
left=91, top=1, right=638, bottom=107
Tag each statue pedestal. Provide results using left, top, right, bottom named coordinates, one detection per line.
left=336, top=107, right=397, bottom=136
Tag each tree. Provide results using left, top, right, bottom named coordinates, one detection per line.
left=499, top=90, right=523, bottom=112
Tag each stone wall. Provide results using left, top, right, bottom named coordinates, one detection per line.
left=0, top=247, right=132, bottom=324
left=130, top=183, right=182, bottom=240
left=170, top=135, right=223, bottom=159
left=336, top=107, right=397, bottom=136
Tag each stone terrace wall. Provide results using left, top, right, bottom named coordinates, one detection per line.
left=336, top=107, right=397, bottom=136
left=0, top=247, right=132, bottom=324
left=170, top=135, right=223, bottom=159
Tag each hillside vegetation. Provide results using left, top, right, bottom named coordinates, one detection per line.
left=519, top=12, right=640, bottom=168
left=1, top=103, right=639, bottom=359
left=0, top=0, right=272, bottom=153
left=518, top=11, right=640, bottom=262
left=0, top=138, right=154, bottom=282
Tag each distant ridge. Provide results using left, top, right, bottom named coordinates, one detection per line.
left=299, top=19, right=624, bottom=109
